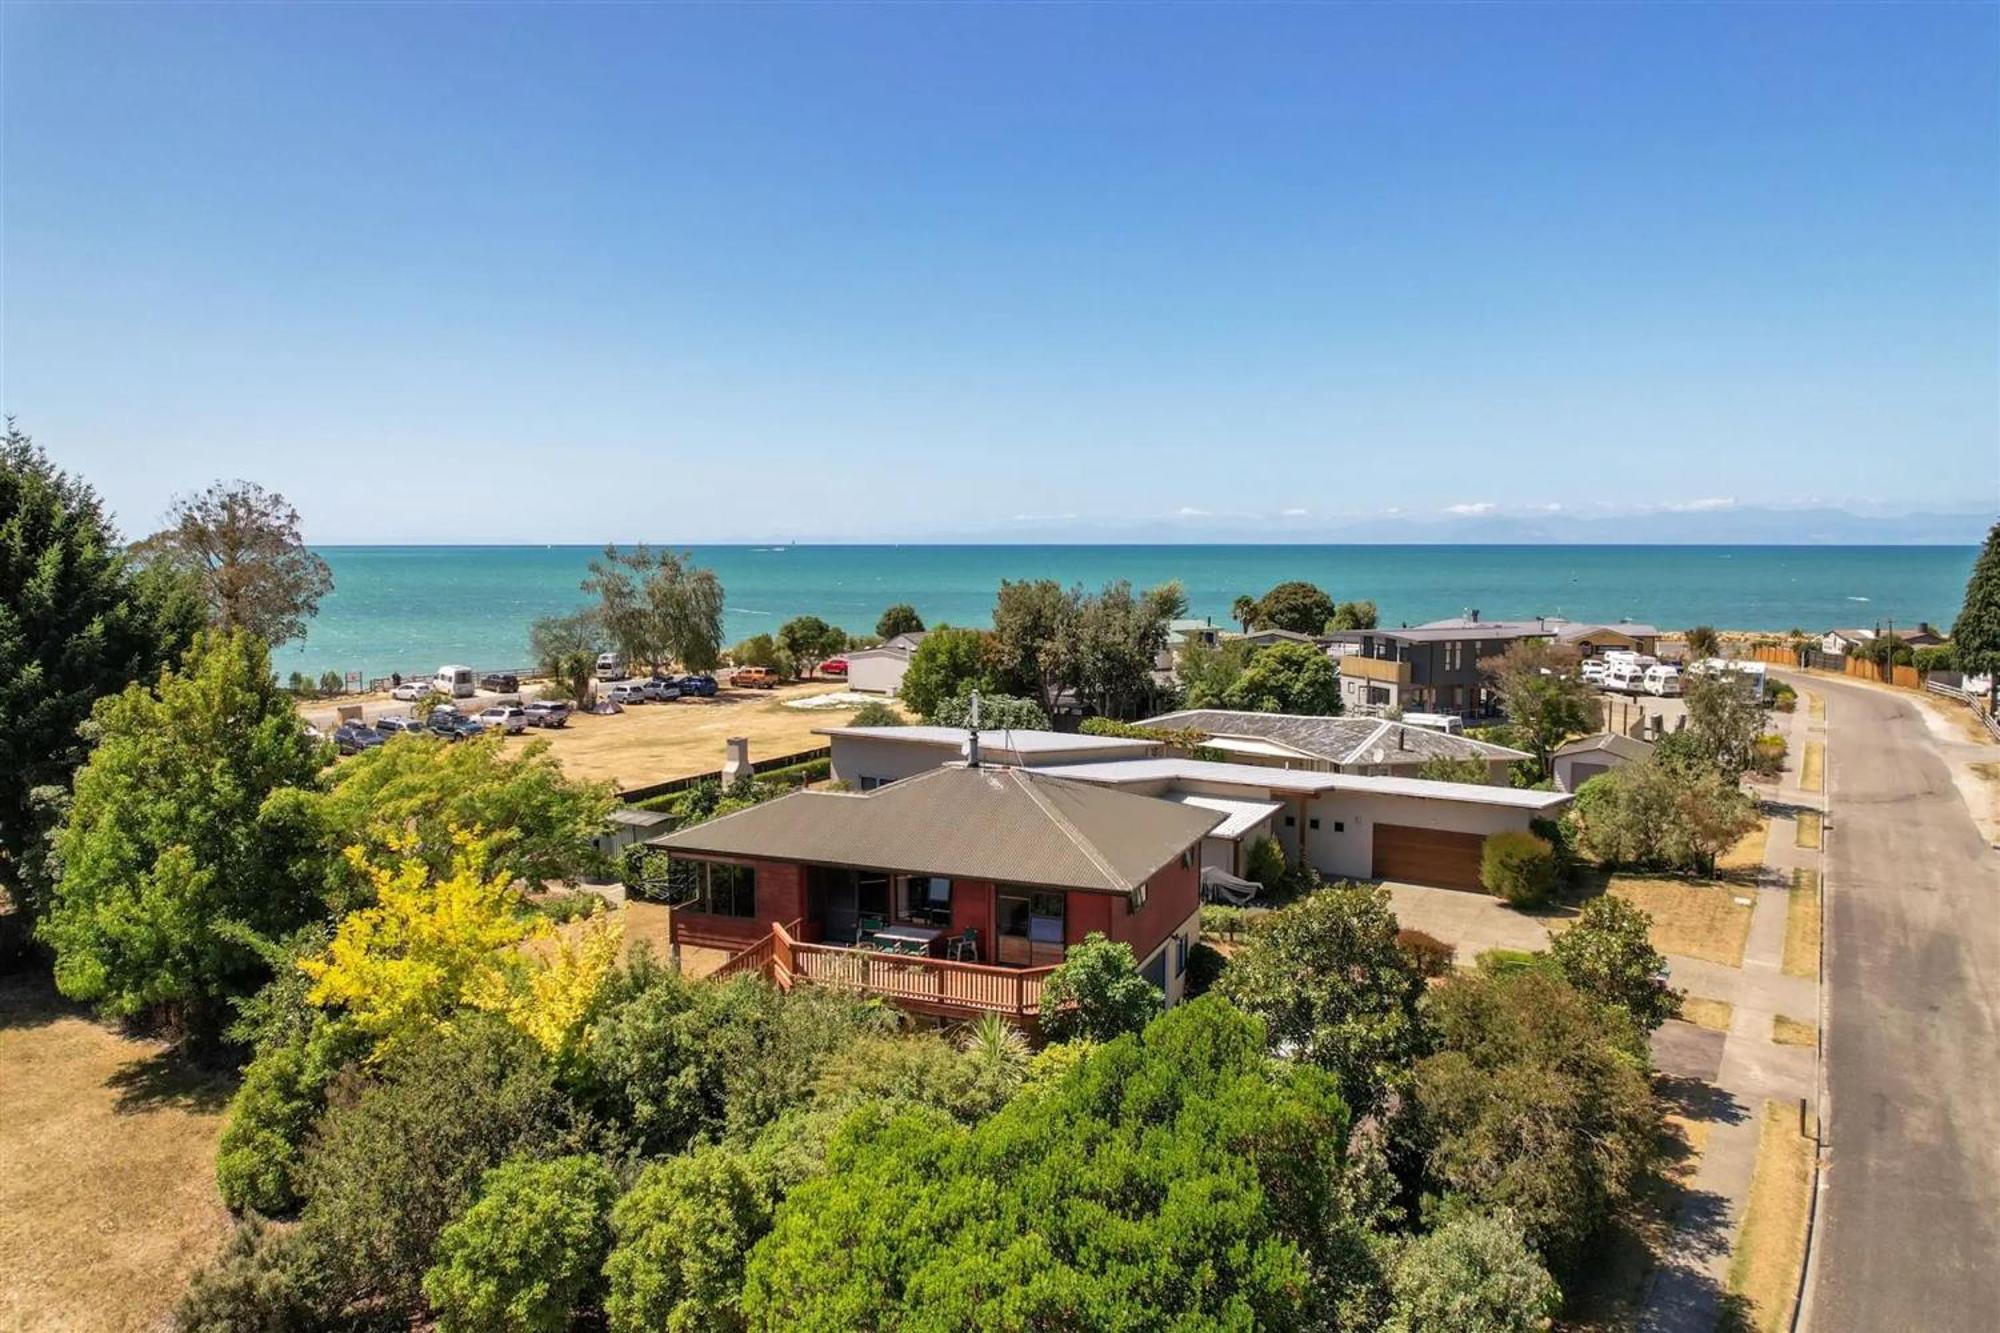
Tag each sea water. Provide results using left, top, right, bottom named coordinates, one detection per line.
left=278, top=544, right=1977, bottom=681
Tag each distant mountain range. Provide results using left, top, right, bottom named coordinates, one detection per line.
left=947, top=506, right=1994, bottom=546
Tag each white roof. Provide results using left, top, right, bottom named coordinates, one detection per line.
left=1160, top=792, right=1284, bottom=840
left=1027, top=756, right=1573, bottom=811
left=1202, top=735, right=1320, bottom=761
left=815, top=725, right=1158, bottom=756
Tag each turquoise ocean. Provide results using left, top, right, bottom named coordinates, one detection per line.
left=279, top=545, right=1979, bottom=682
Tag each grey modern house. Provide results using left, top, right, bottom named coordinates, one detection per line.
left=1324, top=613, right=1659, bottom=716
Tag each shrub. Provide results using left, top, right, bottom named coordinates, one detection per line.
left=1244, top=835, right=1287, bottom=894
left=299, top=1019, right=566, bottom=1308
left=1481, top=831, right=1558, bottom=907
left=847, top=700, right=903, bottom=727
left=1384, top=1211, right=1561, bottom=1333
left=1548, top=896, right=1681, bottom=1032
left=1750, top=733, right=1787, bottom=777
left=423, top=1154, right=620, bottom=1333
left=1912, top=644, right=1955, bottom=674
left=1184, top=940, right=1229, bottom=997
left=603, top=1146, right=771, bottom=1333
left=318, top=670, right=344, bottom=696
left=215, top=1041, right=323, bottom=1216
left=1038, top=932, right=1161, bottom=1043
left=930, top=690, right=1048, bottom=730
left=173, top=1218, right=338, bottom=1333
left=1200, top=903, right=1252, bottom=943
left=1395, top=928, right=1457, bottom=979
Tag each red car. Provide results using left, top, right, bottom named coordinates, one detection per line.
left=822, top=658, right=848, bottom=677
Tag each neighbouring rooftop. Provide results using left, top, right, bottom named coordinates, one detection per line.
left=1141, top=709, right=1529, bottom=765
left=1027, top=756, right=1574, bottom=810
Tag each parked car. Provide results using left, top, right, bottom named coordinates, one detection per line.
left=822, top=658, right=848, bottom=677
left=595, top=652, right=626, bottom=681
left=1642, top=664, right=1683, bottom=697
left=374, top=715, right=425, bottom=735
left=641, top=676, right=682, bottom=702
left=426, top=709, right=484, bottom=741
left=390, top=679, right=431, bottom=702
left=333, top=722, right=387, bottom=755
left=673, top=674, right=718, bottom=697
left=480, top=672, right=520, bottom=694
left=731, top=666, right=780, bottom=690
left=1580, top=659, right=1609, bottom=686
left=476, top=704, right=529, bottom=735
left=523, top=699, right=572, bottom=728
left=607, top=683, right=650, bottom=706
left=432, top=665, right=477, bottom=699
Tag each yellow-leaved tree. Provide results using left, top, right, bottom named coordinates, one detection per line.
left=300, top=829, right=620, bottom=1062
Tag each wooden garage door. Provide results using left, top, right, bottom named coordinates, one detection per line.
left=1372, top=823, right=1486, bottom=892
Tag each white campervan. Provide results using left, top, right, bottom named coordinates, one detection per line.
left=595, top=652, right=625, bottom=681
left=1602, top=661, right=1647, bottom=694
left=1642, top=664, right=1682, bottom=697
left=432, top=665, right=475, bottom=699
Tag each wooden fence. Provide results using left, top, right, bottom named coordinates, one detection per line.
left=1747, top=644, right=1921, bottom=690
left=618, top=745, right=832, bottom=804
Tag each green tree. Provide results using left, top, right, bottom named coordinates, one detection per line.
left=1216, top=882, right=1427, bottom=1114
left=1230, top=593, right=1258, bottom=633
left=1037, top=932, right=1161, bottom=1042
left=1177, top=637, right=1254, bottom=708
left=1412, top=969, right=1657, bottom=1270
left=1549, top=896, right=1682, bottom=1032
left=1684, top=625, right=1721, bottom=659
left=0, top=421, right=200, bottom=913
left=1418, top=754, right=1492, bottom=785
left=1566, top=758, right=1757, bottom=875
left=40, top=631, right=325, bottom=1039
left=727, top=633, right=788, bottom=673
left=529, top=610, right=602, bottom=707
left=1480, top=639, right=1594, bottom=780
left=1251, top=580, right=1338, bottom=635
left=1385, top=1211, right=1562, bottom=1333
left=875, top=603, right=925, bottom=639
left=424, top=1154, right=620, bottom=1333
left=929, top=691, right=1049, bottom=730
left=1328, top=599, right=1379, bottom=631
left=262, top=730, right=615, bottom=915
left=1222, top=640, right=1342, bottom=714
left=741, top=999, right=1351, bottom=1330
left=776, top=615, right=846, bottom=679
left=583, top=545, right=725, bottom=673
left=1953, top=521, right=2000, bottom=708
left=897, top=626, right=996, bottom=720
left=990, top=578, right=1080, bottom=716
left=603, top=1145, right=771, bottom=1333
left=132, top=480, right=333, bottom=647
left=1675, top=671, right=1765, bottom=780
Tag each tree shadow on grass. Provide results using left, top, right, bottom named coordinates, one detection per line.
left=0, top=966, right=89, bottom=1033
left=105, top=1048, right=237, bottom=1117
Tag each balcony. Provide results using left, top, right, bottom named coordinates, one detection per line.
left=704, top=920, right=1057, bottom=1023
left=1334, top=655, right=1412, bottom=685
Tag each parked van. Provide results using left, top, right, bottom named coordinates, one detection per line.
left=1602, top=662, right=1647, bottom=694
left=595, top=652, right=625, bottom=681
left=1642, top=665, right=1683, bottom=697
left=432, top=665, right=475, bottom=699
left=1400, top=712, right=1465, bottom=735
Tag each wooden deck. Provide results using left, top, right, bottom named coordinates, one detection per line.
left=693, top=917, right=1056, bottom=1022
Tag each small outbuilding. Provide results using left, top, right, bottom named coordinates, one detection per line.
left=1552, top=732, right=1654, bottom=793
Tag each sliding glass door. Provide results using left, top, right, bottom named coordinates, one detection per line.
left=995, top=889, right=1066, bottom=967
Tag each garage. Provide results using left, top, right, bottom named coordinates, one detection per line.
left=1371, top=823, right=1487, bottom=892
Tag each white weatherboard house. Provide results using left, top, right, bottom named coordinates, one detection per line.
left=813, top=724, right=1567, bottom=891
left=843, top=632, right=927, bottom=695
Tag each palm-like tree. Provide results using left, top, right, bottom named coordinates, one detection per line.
left=1231, top=594, right=1259, bottom=634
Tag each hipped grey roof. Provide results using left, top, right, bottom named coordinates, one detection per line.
left=1554, top=732, right=1656, bottom=762
left=1141, top=709, right=1529, bottom=764
left=649, top=765, right=1221, bottom=895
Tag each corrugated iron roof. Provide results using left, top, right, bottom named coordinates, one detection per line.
left=648, top=765, right=1221, bottom=894
left=1141, top=709, right=1529, bottom=764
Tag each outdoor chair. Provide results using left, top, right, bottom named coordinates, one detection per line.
left=946, top=928, right=979, bottom=963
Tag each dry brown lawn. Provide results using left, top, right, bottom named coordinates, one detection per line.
left=0, top=974, right=233, bottom=1332
left=1772, top=1015, right=1816, bottom=1047
left=525, top=683, right=893, bottom=790
left=1794, top=810, right=1822, bottom=850
left=1606, top=874, right=1755, bottom=966
left=1716, top=819, right=1770, bottom=876
left=1681, top=996, right=1735, bottom=1032
left=1783, top=869, right=1821, bottom=979
left=1805, top=691, right=1824, bottom=723
left=1799, top=742, right=1825, bottom=793
left=1727, top=1101, right=1816, bottom=1332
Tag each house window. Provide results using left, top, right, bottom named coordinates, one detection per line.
left=996, top=889, right=1066, bottom=967
left=1284, top=815, right=1296, bottom=827
left=899, top=876, right=953, bottom=927
left=1175, top=933, right=1189, bottom=978
left=1444, top=641, right=1464, bottom=672
left=1131, top=880, right=1149, bottom=913
left=858, top=775, right=887, bottom=792
left=670, top=859, right=756, bottom=917
left=1333, top=821, right=1345, bottom=833
left=1309, top=817, right=1320, bottom=830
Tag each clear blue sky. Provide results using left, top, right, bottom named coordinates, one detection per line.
left=5, top=3, right=1995, bottom=543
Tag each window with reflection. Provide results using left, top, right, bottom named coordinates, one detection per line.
left=995, top=889, right=1066, bottom=967
left=900, top=876, right=953, bottom=927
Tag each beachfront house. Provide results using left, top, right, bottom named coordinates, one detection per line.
left=648, top=765, right=1214, bottom=1023
left=843, top=631, right=928, bottom=695
left=1323, top=612, right=1658, bottom=715
left=1139, top=708, right=1528, bottom=783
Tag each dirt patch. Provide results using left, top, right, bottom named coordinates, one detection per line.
left=1783, top=869, right=1821, bottom=979
left=524, top=683, right=865, bottom=790
left=1681, top=996, right=1734, bottom=1032
left=1772, top=1015, right=1816, bottom=1047
left=0, top=974, right=233, bottom=1331
left=1726, top=1101, right=1815, bottom=1332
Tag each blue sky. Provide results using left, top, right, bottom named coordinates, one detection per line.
left=4, top=3, right=1995, bottom=543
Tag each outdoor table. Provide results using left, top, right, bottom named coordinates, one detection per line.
left=870, top=924, right=944, bottom=954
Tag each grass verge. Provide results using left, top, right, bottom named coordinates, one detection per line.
left=1726, top=1100, right=1816, bottom=1333
left=1773, top=1015, right=1816, bottom=1047
left=1605, top=874, right=1754, bottom=967
left=1680, top=996, right=1734, bottom=1032
left=1806, top=691, right=1824, bottom=723
left=1782, top=869, right=1821, bottom=979
left=1795, top=810, right=1822, bottom=850
left=1800, top=742, right=1824, bottom=793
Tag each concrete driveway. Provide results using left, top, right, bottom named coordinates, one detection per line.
left=1797, top=672, right=2000, bottom=1331
left=1381, top=881, right=1557, bottom=958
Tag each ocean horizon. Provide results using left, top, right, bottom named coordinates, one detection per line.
left=278, top=543, right=1980, bottom=682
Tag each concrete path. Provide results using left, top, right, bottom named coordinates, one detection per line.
left=1791, top=672, right=2000, bottom=1333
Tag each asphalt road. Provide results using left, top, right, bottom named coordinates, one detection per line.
left=1805, top=674, right=2000, bottom=1331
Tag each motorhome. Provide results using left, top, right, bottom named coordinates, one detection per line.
left=432, top=665, right=475, bottom=699
left=595, top=652, right=625, bottom=681
left=1642, top=664, right=1683, bottom=697
left=1693, top=657, right=1768, bottom=702
left=1602, top=661, right=1648, bottom=694
left=1399, top=712, right=1465, bottom=735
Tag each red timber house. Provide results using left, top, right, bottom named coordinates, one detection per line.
left=645, top=763, right=1220, bottom=1025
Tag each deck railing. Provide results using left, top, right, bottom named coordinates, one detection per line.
left=720, top=921, right=1056, bottom=1021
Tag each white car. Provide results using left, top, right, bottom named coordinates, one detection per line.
left=1580, top=660, right=1608, bottom=685
left=391, top=680, right=429, bottom=702
left=607, top=683, right=649, bottom=706
left=476, top=705, right=528, bottom=735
